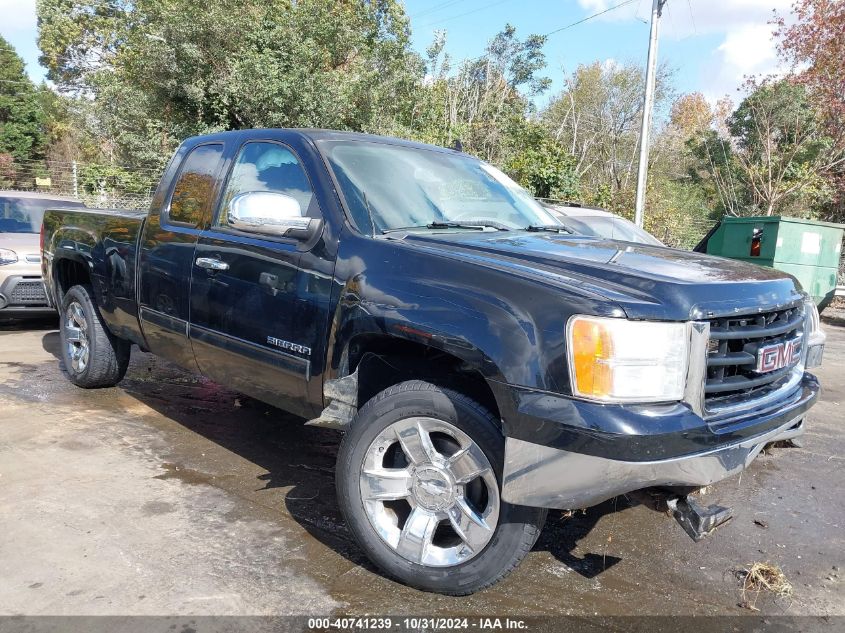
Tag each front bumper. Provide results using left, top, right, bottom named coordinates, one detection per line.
left=0, top=274, right=51, bottom=308
left=500, top=372, right=819, bottom=509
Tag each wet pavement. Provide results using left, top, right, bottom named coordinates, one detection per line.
left=0, top=314, right=843, bottom=616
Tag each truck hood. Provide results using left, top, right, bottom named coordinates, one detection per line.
left=400, top=231, right=803, bottom=320
left=0, top=233, right=41, bottom=259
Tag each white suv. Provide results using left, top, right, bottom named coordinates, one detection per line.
left=0, top=191, right=85, bottom=320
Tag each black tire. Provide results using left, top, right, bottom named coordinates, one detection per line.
left=59, top=284, right=130, bottom=388
left=336, top=380, right=546, bottom=595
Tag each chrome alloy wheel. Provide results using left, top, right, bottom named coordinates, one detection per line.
left=64, top=301, right=90, bottom=373
left=360, top=416, right=500, bottom=567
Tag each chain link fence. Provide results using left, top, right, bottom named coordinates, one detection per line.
left=0, top=158, right=160, bottom=210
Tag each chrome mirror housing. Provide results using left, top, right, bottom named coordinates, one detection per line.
left=227, top=191, right=318, bottom=239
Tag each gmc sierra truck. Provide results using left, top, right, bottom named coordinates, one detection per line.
left=41, top=129, right=825, bottom=595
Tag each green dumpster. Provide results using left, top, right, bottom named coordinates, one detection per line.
left=700, top=216, right=844, bottom=309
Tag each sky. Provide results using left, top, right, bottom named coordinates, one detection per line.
left=1, top=0, right=794, bottom=107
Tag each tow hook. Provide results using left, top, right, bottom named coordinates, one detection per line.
left=667, top=495, right=733, bottom=541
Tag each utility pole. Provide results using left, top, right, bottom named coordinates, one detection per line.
left=634, top=0, right=667, bottom=228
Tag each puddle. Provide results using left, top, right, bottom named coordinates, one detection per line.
left=154, top=462, right=217, bottom=486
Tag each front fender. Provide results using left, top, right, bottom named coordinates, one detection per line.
left=329, top=272, right=536, bottom=385
left=325, top=232, right=618, bottom=396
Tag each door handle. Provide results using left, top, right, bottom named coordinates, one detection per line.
left=195, top=257, right=229, bottom=271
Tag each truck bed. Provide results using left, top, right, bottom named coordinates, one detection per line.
left=42, top=206, right=148, bottom=346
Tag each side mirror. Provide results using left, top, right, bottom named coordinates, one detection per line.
left=227, top=191, right=321, bottom=240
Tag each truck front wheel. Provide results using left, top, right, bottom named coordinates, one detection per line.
left=336, top=380, right=546, bottom=595
left=59, top=284, right=130, bottom=388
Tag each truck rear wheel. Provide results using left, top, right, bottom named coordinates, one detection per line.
left=59, top=284, right=130, bottom=388
left=336, top=380, right=546, bottom=595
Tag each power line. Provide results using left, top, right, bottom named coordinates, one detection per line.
left=543, top=0, right=639, bottom=38
left=687, top=0, right=698, bottom=35
left=634, top=0, right=646, bottom=23
left=411, top=0, right=470, bottom=19
left=420, top=0, right=517, bottom=28
left=426, top=0, right=642, bottom=70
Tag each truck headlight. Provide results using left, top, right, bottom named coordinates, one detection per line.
left=566, top=315, right=689, bottom=403
left=803, top=297, right=825, bottom=368
left=0, top=248, right=18, bottom=265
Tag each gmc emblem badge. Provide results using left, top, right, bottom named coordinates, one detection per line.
left=756, top=337, right=801, bottom=373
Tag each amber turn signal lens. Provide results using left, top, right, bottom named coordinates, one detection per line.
left=570, top=317, right=614, bottom=398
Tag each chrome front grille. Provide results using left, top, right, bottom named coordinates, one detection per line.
left=704, top=304, right=804, bottom=410
left=8, top=280, right=48, bottom=306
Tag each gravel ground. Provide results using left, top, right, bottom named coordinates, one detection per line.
left=0, top=312, right=842, bottom=618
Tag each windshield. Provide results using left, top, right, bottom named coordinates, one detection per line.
left=556, top=213, right=664, bottom=246
left=0, top=196, right=83, bottom=233
left=322, top=141, right=559, bottom=233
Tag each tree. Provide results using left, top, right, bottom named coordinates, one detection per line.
left=505, top=124, right=578, bottom=200
left=0, top=36, right=45, bottom=165
left=775, top=0, right=845, bottom=221
left=686, top=129, right=745, bottom=217
left=731, top=79, right=842, bottom=215
left=540, top=61, right=674, bottom=206
left=690, top=79, right=842, bottom=217
left=420, top=26, right=550, bottom=165
left=37, top=0, right=425, bottom=167
left=776, top=0, right=845, bottom=145
left=668, top=92, right=712, bottom=140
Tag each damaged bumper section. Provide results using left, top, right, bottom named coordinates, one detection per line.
left=500, top=372, right=819, bottom=510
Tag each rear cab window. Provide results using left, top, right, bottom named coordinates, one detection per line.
left=166, top=144, right=225, bottom=227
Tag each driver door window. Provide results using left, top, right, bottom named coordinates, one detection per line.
left=217, top=141, right=316, bottom=232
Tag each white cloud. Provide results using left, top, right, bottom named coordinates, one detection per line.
left=698, top=23, right=782, bottom=104
left=717, top=23, right=778, bottom=72
left=576, top=0, right=794, bottom=103
left=577, top=0, right=615, bottom=11
left=661, top=0, right=788, bottom=38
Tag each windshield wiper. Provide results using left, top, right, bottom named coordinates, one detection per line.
left=383, top=220, right=511, bottom=233
left=525, top=224, right=573, bottom=234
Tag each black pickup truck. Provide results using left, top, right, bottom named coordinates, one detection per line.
left=41, top=129, right=825, bottom=595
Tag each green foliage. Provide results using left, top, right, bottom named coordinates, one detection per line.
left=37, top=0, right=424, bottom=167
left=0, top=36, right=46, bottom=163
left=730, top=81, right=821, bottom=159
left=541, top=61, right=674, bottom=196
left=416, top=26, right=550, bottom=165
left=28, top=0, right=843, bottom=248
left=0, top=154, right=16, bottom=188
left=644, top=177, right=715, bottom=249
left=688, top=79, right=840, bottom=218
left=76, top=162, right=157, bottom=198
left=686, top=129, right=747, bottom=216
left=505, top=125, right=578, bottom=199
